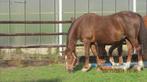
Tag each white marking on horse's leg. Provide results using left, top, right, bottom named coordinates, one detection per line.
left=133, top=63, right=143, bottom=72
left=136, top=65, right=142, bottom=72
left=81, top=64, right=91, bottom=72
left=81, top=68, right=89, bottom=72
left=109, top=58, right=116, bottom=66
left=133, top=48, right=137, bottom=55
left=126, top=62, right=131, bottom=67
left=138, top=60, right=144, bottom=67
left=122, top=62, right=131, bottom=71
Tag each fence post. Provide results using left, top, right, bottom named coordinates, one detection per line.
left=133, top=0, right=136, bottom=12
left=59, top=0, right=63, bottom=56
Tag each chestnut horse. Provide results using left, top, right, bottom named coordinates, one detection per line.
left=64, top=11, right=144, bottom=72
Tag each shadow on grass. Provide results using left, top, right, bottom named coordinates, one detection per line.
left=74, top=63, right=83, bottom=72
left=74, top=63, right=93, bottom=72
left=23, top=78, right=61, bottom=82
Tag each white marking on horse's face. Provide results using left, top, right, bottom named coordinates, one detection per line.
left=64, top=52, right=77, bottom=71
left=65, top=55, right=68, bottom=68
left=65, top=55, right=67, bottom=60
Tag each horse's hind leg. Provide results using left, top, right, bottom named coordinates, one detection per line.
left=109, top=39, right=125, bottom=66
left=109, top=45, right=117, bottom=66
left=109, top=43, right=123, bottom=66
left=132, top=40, right=143, bottom=71
left=125, top=39, right=143, bottom=71
left=81, top=40, right=91, bottom=72
left=132, top=40, right=144, bottom=71
left=117, top=44, right=123, bottom=65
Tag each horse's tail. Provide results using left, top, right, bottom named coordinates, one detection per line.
left=139, top=15, right=147, bottom=55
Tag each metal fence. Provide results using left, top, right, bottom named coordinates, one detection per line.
left=0, top=0, right=147, bottom=50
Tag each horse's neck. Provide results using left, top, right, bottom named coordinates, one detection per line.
left=66, top=31, right=77, bottom=51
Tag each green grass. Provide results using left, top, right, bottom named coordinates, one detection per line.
left=0, top=64, right=147, bottom=82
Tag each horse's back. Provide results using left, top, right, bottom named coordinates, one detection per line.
left=69, top=11, right=142, bottom=43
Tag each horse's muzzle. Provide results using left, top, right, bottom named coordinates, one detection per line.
left=67, top=69, right=74, bottom=73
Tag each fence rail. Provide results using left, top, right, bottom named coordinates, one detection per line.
left=0, top=32, right=67, bottom=36
left=0, top=44, right=83, bottom=49
left=0, top=20, right=73, bottom=48
left=0, top=20, right=72, bottom=24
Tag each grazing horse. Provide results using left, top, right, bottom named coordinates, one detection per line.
left=64, top=11, right=144, bottom=72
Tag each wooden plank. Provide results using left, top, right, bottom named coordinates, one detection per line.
left=0, top=20, right=72, bottom=24
left=0, top=32, right=67, bottom=36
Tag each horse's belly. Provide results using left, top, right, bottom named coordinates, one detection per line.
left=96, top=35, right=124, bottom=44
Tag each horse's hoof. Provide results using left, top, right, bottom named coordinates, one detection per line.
left=120, top=63, right=130, bottom=71
left=81, top=64, right=91, bottom=72
left=136, top=67, right=142, bottom=72
left=81, top=68, right=89, bottom=72
left=122, top=67, right=127, bottom=71
left=112, top=63, right=119, bottom=66
left=133, top=65, right=143, bottom=72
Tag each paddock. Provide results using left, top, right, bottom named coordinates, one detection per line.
left=0, top=0, right=147, bottom=82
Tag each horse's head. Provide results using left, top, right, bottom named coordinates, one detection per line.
left=64, top=49, right=78, bottom=73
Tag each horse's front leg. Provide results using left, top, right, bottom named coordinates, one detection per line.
left=91, top=44, right=105, bottom=65
left=81, top=41, right=91, bottom=72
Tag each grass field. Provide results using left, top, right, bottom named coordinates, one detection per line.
left=0, top=64, right=147, bottom=82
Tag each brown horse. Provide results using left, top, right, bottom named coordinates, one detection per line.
left=64, top=11, right=144, bottom=72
